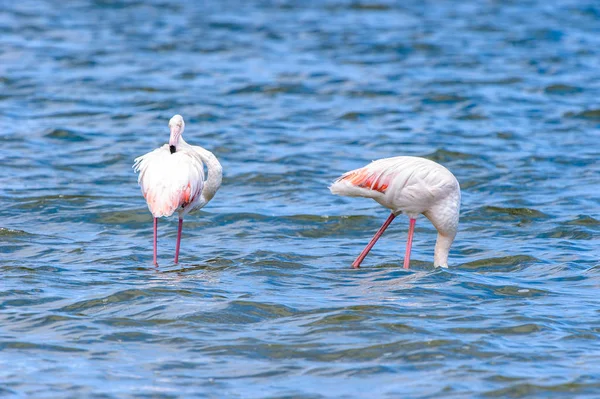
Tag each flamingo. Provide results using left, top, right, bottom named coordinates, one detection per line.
left=329, top=156, right=460, bottom=268
left=133, top=115, right=223, bottom=265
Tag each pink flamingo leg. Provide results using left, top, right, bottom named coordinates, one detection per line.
left=352, top=213, right=396, bottom=269
left=403, top=218, right=416, bottom=269
left=174, top=218, right=183, bottom=264
left=153, top=217, right=158, bottom=265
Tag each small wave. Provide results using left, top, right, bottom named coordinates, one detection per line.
left=0, top=227, right=32, bottom=237
left=182, top=300, right=297, bottom=325
left=58, top=289, right=149, bottom=314
left=564, top=108, right=600, bottom=120
left=44, top=128, right=89, bottom=142
left=565, top=215, right=600, bottom=226
left=0, top=341, right=86, bottom=352
left=544, top=84, right=583, bottom=95
left=537, top=227, right=593, bottom=240
left=226, top=83, right=313, bottom=96
left=480, top=206, right=551, bottom=223
left=459, top=255, right=540, bottom=272
left=422, top=94, right=469, bottom=104
left=483, top=381, right=600, bottom=397
left=449, top=323, right=545, bottom=335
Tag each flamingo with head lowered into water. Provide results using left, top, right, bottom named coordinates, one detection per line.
left=133, top=115, right=223, bottom=265
left=330, top=156, right=460, bottom=269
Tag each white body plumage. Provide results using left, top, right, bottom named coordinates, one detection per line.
left=133, top=140, right=222, bottom=218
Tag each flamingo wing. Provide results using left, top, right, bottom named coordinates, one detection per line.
left=329, top=157, right=403, bottom=198
left=336, top=165, right=389, bottom=193
left=330, top=156, right=459, bottom=215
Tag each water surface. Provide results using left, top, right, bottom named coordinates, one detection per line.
left=1, top=0, right=600, bottom=397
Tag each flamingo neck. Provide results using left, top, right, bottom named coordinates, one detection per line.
left=425, top=188, right=460, bottom=268
left=433, top=233, right=454, bottom=267
left=169, top=126, right=183, bottom=152
left=193, top=144, right=223, bottom=204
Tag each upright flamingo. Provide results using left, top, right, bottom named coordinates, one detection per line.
left=330, top=156, right=460, bottom=268
left=133, top=115, right=223, bottom=265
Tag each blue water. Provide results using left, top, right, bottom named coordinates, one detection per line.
left=2, top=0, right=600, bottom=397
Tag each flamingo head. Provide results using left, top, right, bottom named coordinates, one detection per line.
left=168, top=114, right=185, bottom=153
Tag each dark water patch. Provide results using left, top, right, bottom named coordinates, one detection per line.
left=11, top=194, right=98, bottom=206
left=213, top=212, right=272, bottom=225
left=479, top=206, right=551, bottom=223
left=182, top=301, right=297, bottom=325
left=285, top=214, right=333, bottom=223
left=429, top=77, right=523, bottom=86
left=202, top=338, right=462, bottom=363
left=449, top=323, right=546, bottom=335
left=566, top=215, right=600, bottom=227
left=0, top=387, right=16, bottom=395
left=292, top=219, right=375, bottom=239
left=564, top=108, right=600, bottom=120
left=0, top=265, right=68, bottom=274
left=459, top=256, right=540, bottom=273
left=348, top=3, right=391, bottom=11
left=188, top=112, right=223, bottom=123
left=246, top=259, right=305, bottom=271
left=422, top=94, right=469, bottom=104
left=208, top=21, right=249, bottom=32
left=456, top=112, right=488, bottom=120
left=154, top=360, right=202, bottom=371
left=484, top=374, right=530, bottom=383
left=166, top=261, right=235, bottom=275
left=305, top=312, right=368, bottom=328
left=345, top=89, right=398, bottom=98
left=561, top=332, right=599, bottom=341
left=537, top=227, right=592, bottom=240
left=110, top=113, right=133, bottom=120
left=293, top=214, right=391, bottom=238
left=483, top=381, right=600, bottom=398
left=92, top=209, right=151, bottom=224
left=37, top=111, right=104, bottom=119
left=0, top=289, right=43, bottom=298
left=12, top=195, right=98, bottom=214
left=0, top=341, right=86, bottom=352
left=1, top=296, right=64, bottom=309
left=96, top=317, right=176, bottom=328
left=226, top=301, right=297, bottom=319
left=25, top=314, right=79, bottom=328
left=0, top=227, right=32, bottom=237
left=119, top=85, right=172, bottom=93
left=544, top=84, right=583, bottom=95
left=459, top=281, right=550, bottom=299
left=44, top=128, right=89, bottom=142
left=337, top=111, right=369, bottom=121
left=101, top=331, right=162, bottom=342
left=226, top=83, right=313, bottom=96
left=58, top=289, right=149, bottom=315
left=230, top=172, right=304, bottom=187
left=425, top=148, right=481, bottom=162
